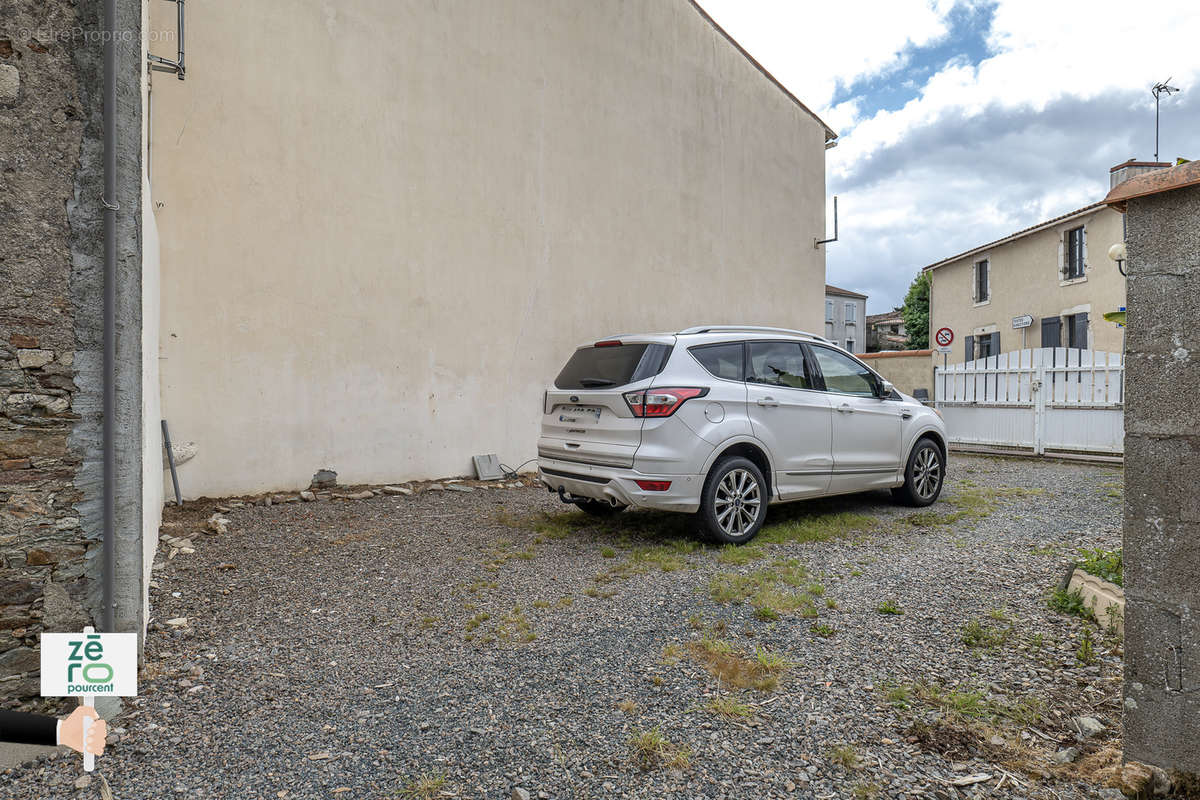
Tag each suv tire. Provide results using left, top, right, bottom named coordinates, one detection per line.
left=699, top=456, right=768, bottom=544
left=893, top=438, right=944, bottom=506
left=573, top=499, right=624, bottom=517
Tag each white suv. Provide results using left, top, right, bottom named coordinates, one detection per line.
left=537, top=326, right=947, bottom=543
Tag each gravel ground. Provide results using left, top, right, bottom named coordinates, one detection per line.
left=4, top=455, right=1128, bottom=800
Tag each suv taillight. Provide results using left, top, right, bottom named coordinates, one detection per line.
left=623, top=387, right=708, bottom=417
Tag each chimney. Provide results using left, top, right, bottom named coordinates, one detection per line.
left=1110, top=158, right=1173, bottom=189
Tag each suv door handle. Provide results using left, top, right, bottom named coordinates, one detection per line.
left=837, top=403, right=854, bottom=413
left=756, top=397, right=779, bottom=407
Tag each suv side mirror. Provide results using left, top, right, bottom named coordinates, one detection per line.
left=877, top=379, right=896, bottom=398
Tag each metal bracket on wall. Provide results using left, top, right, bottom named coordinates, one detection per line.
left=148, top=0, right=186, bottom=80
left=815, top=196, right=838, bottom=248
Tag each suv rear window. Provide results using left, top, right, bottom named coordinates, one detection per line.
left=554, top=343, right=672, bottom=390
left=690, top=342, right=743, bottom=381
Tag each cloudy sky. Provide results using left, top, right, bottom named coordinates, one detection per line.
left=697, top=0, right=1200, bottom=314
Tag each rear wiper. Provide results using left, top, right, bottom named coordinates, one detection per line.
left=578, top=378, right=616, bottom=387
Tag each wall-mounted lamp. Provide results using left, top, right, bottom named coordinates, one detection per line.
left=1108, top=242, right=1128, bottom=277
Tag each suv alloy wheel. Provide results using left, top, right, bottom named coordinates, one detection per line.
left=699, top=456, right=767, bottom=543
left=893, top=438, right=944, bottom=506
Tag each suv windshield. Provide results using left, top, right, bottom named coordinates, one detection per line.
left=554, top=343, right=672, bottom=390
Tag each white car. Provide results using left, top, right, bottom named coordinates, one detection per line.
left=537, top=326, right=947, bottom=543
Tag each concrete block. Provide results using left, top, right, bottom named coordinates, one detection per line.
left=1126, top=186, right=1200, bottom=275
left=1124, top=434, right=1200, bottom=524
left=1124, top=516, right=1200, bottom=608
left=1125, top=352, right=1200, bottom=437
left=1124, top=600, right=1200, bottom=772
left=1125, top=272, right=1200, bottom=438
left=1068, top=569, right=1123, bottom=632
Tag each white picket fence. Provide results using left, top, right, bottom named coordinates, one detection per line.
left=934, top=348, right=1124, bottom=456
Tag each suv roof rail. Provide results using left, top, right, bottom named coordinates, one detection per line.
left=678, top=325, right=833, bottom=344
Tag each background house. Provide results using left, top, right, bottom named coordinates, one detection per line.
left=824, top=284, right=868, bottom=353
left=921, top=161, right=1168, bottom=364
left=866, top=310, right=906, bottom=352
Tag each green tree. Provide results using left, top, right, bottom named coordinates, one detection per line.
left=900, top=271, right=930, bottom=349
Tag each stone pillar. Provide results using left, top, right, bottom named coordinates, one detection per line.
left=1122, top=182, right=1200, bottom=773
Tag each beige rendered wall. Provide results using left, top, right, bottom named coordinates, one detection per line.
left=928, top=207, right=1127, bottom=364
left=856, top=350, right=935, bottom=398
left=147, top=0, right=830, bottom=497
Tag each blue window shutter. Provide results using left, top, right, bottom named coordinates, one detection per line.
left=1071, top=312, right=1089, bottom=349
left=1041, top=318, right=1061, bottom=348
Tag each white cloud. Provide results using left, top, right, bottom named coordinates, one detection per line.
left=696, top=0, right=958, bottom=112
left=832, top=0, right=1200, bottom=173
left=698, top=0, right=1200, bottom=312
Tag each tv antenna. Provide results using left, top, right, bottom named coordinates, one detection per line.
left=1152, top=79, right=1180, bottom=162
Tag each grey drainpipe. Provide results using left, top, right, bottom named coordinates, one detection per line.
left=102, top=0, right=117, bottom=632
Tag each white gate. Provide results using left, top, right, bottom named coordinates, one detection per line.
left=934, top=348, right=1124, bottom=456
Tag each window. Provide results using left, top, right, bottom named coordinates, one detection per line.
left=747, top=341, right=812, bottom=389
left=1064, top=226, right=1085, bottom=279
left=554, top=343, right=671, bottom=389
left=845, top=339, right=856, bottom=353
left=810, top=346, right=877, bottom=397
left=825, top=300, right=834, bottom=322
left=972, top=331, right=1001, bottom=360
left=844, top=302, right=856, bottom=323
left=689, top=342, right=743, bottom=382
left=974, top=259, right=990, bottom=302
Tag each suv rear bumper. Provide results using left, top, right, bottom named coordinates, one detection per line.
left=537, top=457, right=702, bottom=513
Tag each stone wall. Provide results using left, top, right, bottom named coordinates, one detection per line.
left=0, top=0, right=101, bottom=706
left=1122, top=182, right=1200, bottom=773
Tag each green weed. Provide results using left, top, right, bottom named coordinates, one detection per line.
left=757, top=510, right=877, bottom=545
left=828, top=744, right=860, bottom=769
left=962, top=619, right=1012, bottom=649
left=876, top=599, right=903, bottom=615
left=716, top=544, right=766, bottom=565
left=399, top=773, right=447, bottom=799
left=703, top=695, right=754, bottom=719
left=628, top=727, right=692, bottom=770
left=1077, top=547, right=1122, bottom=587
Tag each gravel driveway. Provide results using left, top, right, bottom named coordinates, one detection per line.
left=3, top=455, right=1127, bottom=800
